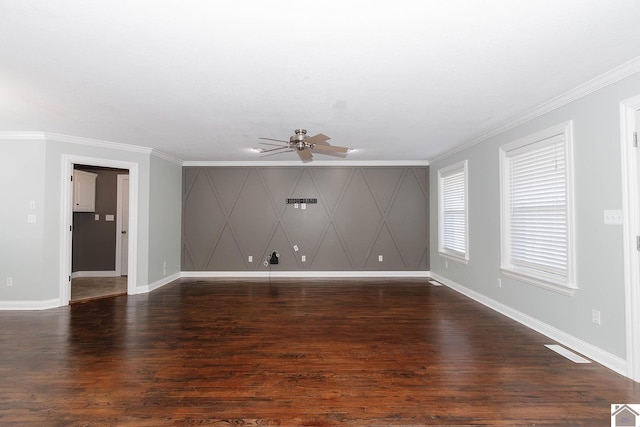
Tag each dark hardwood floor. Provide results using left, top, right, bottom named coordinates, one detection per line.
left=0, top=278, right=638, bottom=426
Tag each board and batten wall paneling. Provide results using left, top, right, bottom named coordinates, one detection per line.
left=182, top=167, right=429, bottom=271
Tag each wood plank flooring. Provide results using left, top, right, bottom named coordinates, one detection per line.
left=0, top=278, right=639, bottom=426
left=71, top=276, right=127, bottom=303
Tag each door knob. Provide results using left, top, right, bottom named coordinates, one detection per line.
left=121, top=230, right=127, bottom=234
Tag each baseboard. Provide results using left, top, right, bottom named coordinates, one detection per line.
left=71, top=270, right=119, bottom=278
left=0, top=298, right=62, bottom=311
left=430, top=272, right=628, bottom=378
left=137, top=272, right=182, bottom=294
left=181, top=270, right=431, bottom=279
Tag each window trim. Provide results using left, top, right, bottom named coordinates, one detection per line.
left=499, top=121, right=576, bottom=295
left=438, top=160, right=469, bottom=264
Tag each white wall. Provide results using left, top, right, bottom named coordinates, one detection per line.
left=0, top=137, right=48, bottom=304
left=0, top=132, right=183, bottom=308
left=148, top=153, right=182, bottom=286
left=430, top=71, right=640, bottom=370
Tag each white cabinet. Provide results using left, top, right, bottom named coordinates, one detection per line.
left=73, top=170, right=97, bottom=212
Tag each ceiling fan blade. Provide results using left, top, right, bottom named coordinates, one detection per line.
left=311, top=144, right=350, bottom=153
left=259, top=142, right=289, bottom=147
left=305, top=134, right=331, bottom=145
left=261, top=149, right=294, bottom=158
left=259, top=137, right=290, bottom=143
left=297, top=148, right=313, bottom=162
left=259, top=146, right=291, bottom=153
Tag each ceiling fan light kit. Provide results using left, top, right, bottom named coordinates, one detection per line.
left=258, top=129, right=350, bottom=162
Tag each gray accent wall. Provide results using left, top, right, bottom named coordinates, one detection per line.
left=182, top=166, right=429, bottom=271
left=429, top=71, right=640, bottom=361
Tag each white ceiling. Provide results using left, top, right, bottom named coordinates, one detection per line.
left=1, top=1, right=640, bottom=162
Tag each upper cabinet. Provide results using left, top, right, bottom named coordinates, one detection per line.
left=73, top=169, right=97, bottom=212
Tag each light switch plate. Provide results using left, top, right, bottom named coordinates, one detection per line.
left=105, top=214, right=115, bottom=221
left=293, top=245, right=299, bottom=252
left=95, top=214, right=100, bottom=221
left=604, top=210, right=623, bottom=225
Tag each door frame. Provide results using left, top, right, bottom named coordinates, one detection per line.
left=115, top=174, right=129, bottom=276
left=60, top=155, right=139, bottom=304
left=620, top=94, right=640, bottom=382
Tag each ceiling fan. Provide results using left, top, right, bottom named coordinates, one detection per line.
left=258, top=129, right=350, bottom=162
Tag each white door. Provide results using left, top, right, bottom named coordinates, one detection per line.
left=117, top=175, right=129, bottom=276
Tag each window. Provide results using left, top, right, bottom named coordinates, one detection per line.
left=438, top=160, right=468, bottom=262
left=500, top=121, right=575, bottom=294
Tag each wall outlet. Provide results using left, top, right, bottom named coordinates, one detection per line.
left=293, top=245, right=299, bottom=252
left=95, top=214, right=100, bottom=221
left=378, top=255, right=383, bottom=262
left=592, top=309, right=601, bottom=325
left=497, top=278, right=502, bottom=288
left=27, top=214, right=36, bottom=224
left=248, top=255, right=253, bottom=262
left=162, top=261, right=167, bottom=275
left=301, top=255, right=306, bottom=262
left=6, top=277, right=13, bottom=287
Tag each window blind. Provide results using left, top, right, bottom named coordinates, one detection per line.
left=506, top=134, right=567, bottom=282
left=442, top=168, right=466, bottom=256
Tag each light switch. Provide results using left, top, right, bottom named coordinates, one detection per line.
left=95, top=214, right=100, bottom=221
left=248, top=255, right=253, bottom=262
left=105, top=214, right=115, bottom=221
left=29, top=201, right=36, bottom=210
left=378, top=255, right=383, bottom=262
left=293, top=245, right=299, bottom=252
left=604, top=210, right=623, bottom=225
left=301, top=203, right=307, bottom=210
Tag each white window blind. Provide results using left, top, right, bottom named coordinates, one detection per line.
left=439, top=162, right=467, bottom=260
left=503, top=130, right=572, bottom=288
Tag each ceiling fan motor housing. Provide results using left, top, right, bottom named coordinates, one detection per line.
left=291, top=129, right=308, bottom=149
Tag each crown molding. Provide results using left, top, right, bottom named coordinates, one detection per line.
left=432, top=55, right=640, bottom=163
left=182, top=159, right=429, bottom=167
left=0, top=131, right=47, bottom=140
left=43, top=132, right=152, bottom=154
left=151, top=148, right=183, bottom=165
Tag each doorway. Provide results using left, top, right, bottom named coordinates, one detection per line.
left=61, top=155, right=139, bottom=305
left=620, top=96, right=640, bottom=382
left=69, top=165, right=129, bottom=302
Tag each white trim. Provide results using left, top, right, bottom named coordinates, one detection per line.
left=0, top=131, right=48, bottom=140
left=433, top=55, right=640, bottom=163
left=181, top=270, right=431, bottom=279
left=182, top=160, right=430, bottom=167
left=151, top=149, right=183, bottom=165
left=430, top=272, right=628, bottom=378
left=71, top=271, right=119, bottom=279
left=45, top=132, right=152, bottom=154
left=620, top=94, right=640, bottom=382
left=0, top=299, right=62, bottom=311
left=139, top=272, right=182, bottom=294
left=498, top=121, right=576, bottom=292
left=61, top=155, right=139, bottom=306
